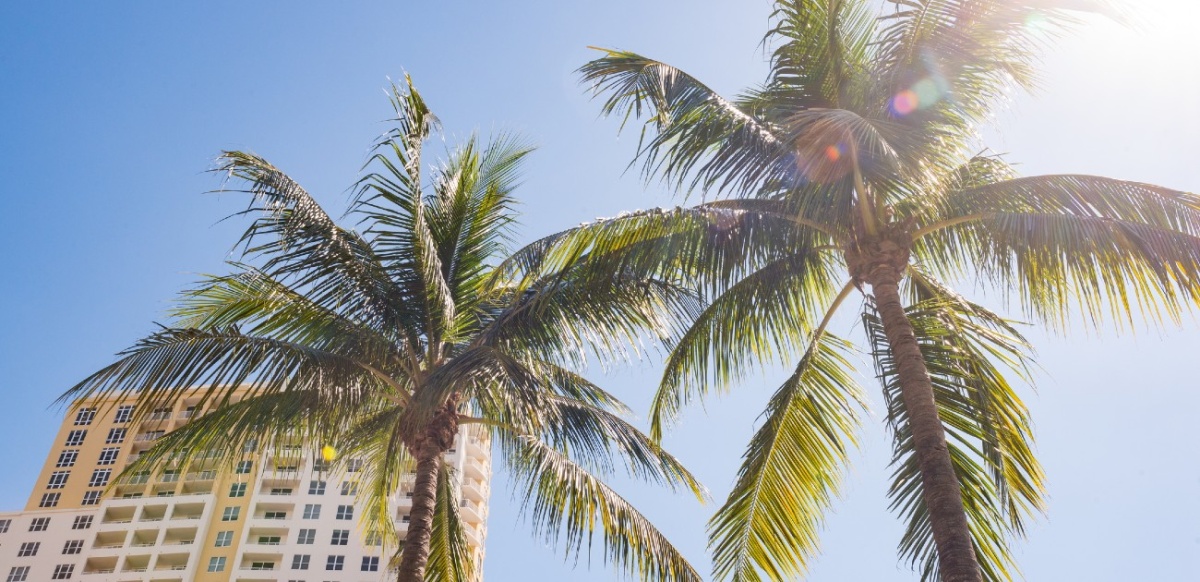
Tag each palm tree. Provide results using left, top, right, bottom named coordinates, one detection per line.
left=63, top=77, right=705, bottom=582
left=504, top=1, right=1200, bottom=581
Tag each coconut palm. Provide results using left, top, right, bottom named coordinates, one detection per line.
left=503, top=1, right=1200, bottom=581
left=62, top=78, right=705, bottom=582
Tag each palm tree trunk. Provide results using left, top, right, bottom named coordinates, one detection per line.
left=870, top=273, right=982, bottom=582
left=396, top=452, right=442, bottom=582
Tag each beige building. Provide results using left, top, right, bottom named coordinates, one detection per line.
left=0, top=390, right=491, bottom=581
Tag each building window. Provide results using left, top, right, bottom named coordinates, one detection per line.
left=64, top=430, right=86, bottom=447
left=302, top=504, right=321, bottom=519
left=114, top=404, right=134, bottom=423
left=340, top=481, right=357, bottom=495
left=365, top=531, right=383, bottom=546
left=325, top=555, right=345, bottom=571
left=0, top=518, right=9, bottom=533
left=291, top=554, right=311, bottom=570
left=249, top=561, right=275, bottom=571
left=330, top=529, right=349, bottom=545
left=6, top=567, right=29, bottom=582
left=235, top=460, right=253, bottom=474
left=71, top=515, right=92, bottom=530
left=105, top=428, right=126, bottom=444
left=47, top=471, right=69, bottom=489
left=229, top=483, right=247, bottom=497
left=51, top=564, right=75, bottom=580
left=402, top=513, right=411, bottom=523
left=17, top=542, right=39, bottom=557
left=97, top=447, right=120, bottom=465
left=308, top=480, right=326, bottom=495
left=362, top=556, right=380, bottom=572
left=221, top=506, right=240, bottom=521
left=62, top=540, right=84, bottom=555
left=207, top=557, right=226, bottom=572
left=346, top=458, right=363, bottom=472
left=39, top=493, right=60, bottom=508
left=270, top=487, right=293, bottom=496
left=296, top=528, right=316, bottom=544
left=74, top=407, right=97, bottom=426
left=29, top=517, right=49, bottom=532
left=313, top=459, right=331, bottom=472
left=335, top=505, right=353, bottom=520
left=243, top=438, right=259, bottom=453
left=215, top=531, right=234, bottom=547
left=258, top=535, right=282, bottom=545
left=55, top=450, right=78, bottom=468
left=82, top=490, right=102, bottom=506
left=89, top=469, right=112, bottom=487
left=264, top=511, right=288, bottom=520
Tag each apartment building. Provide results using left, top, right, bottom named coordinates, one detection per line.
left=0, top=390, right=491, bottom=581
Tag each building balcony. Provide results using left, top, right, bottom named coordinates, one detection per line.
left=459, top=499, right=486, bottom=523
left=462, top=477, right=489, bottom=501
left=466, top=437, right=489, bottom=461
left=185, top=470, right=217, bottom=482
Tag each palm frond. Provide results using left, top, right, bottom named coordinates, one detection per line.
left=479, top=271, right=703, bottom=370
left=426, top=132, right=534, bottom=343
left=579, top=49, right=790, bottom=196
left=708, top=332, right=865, bottom=582
left=424, top=463, right=476, bottom=582
left=60, top=326, right=394, bottom=422
left=652, top=251, right=839, bottom=439
left=119, top=389, right=353, bottom=483
left=760, top=0, right=878, bottom=111
left=871, top=1, right=1109, bottom=178
left=863, top=276, right=1041, bottom=582
left=929, top=212, right=1200, bottom=330
left=931, top=174, right=1200, bottom=235
left=352, top=77, right=456, bottom=349
left=216, top=150, right=410, bottom=336
left=171, top=264, right=410, bottom=374
left=498, top=203, right=833, bottom=296
left=341, top=406, right=412, bottom=552
left=501, top=435, right=703, bottom=582
left=907, top=269, right=1044, bottom=533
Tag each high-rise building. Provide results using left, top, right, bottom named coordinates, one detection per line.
left=0, top=389, right=491, bottom=581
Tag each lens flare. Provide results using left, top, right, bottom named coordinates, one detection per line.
left=890, top=75, right=947, bottom=117
left=891, top=90, right=920, bottom=116
left=321, top=445, right=337, bottom=462
left=1024, top=11, right=1050, bottom=31
left=912, top=78, right=941, bottom=106
left=824, top=144, right=842, bottom=162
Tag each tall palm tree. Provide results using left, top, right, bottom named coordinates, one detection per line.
left=505, top=1, right=1200, bottom=581
left=63, top=78, right=705, bottom=582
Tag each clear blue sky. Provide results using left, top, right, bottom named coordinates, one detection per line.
left=1, top=1, right=1197, bottom=580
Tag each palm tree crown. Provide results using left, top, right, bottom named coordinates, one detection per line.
left=507, top=1, right=1200, bottom=581
left=63, top=77, right=705, bottom=582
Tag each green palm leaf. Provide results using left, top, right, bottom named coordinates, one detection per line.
left=653, top=251, right=839, bottom=439
left=502, top=436, right=703, bottom=582
left=863, top=276, right=1041, bottom=582
left=421, top=464, right=476, bottom=582
left=708, top=332, right=865, bottom=581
